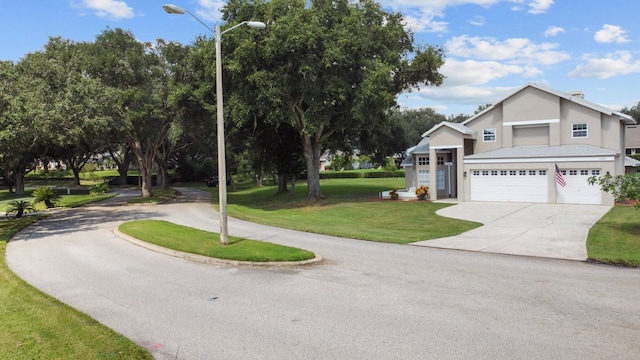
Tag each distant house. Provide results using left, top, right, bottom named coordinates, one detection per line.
left=403, top=83, right=635, bottom=205
left=625, top=123, right=640, bottom=156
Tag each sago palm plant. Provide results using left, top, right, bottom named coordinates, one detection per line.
left=32, top=187, right=62, bottom=208
left=6, top=200, right=36, bottom=218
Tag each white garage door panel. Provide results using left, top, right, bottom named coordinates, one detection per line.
left=557, top=171, right=601, bottom=205
left=471, top=170, right=548, bottom=203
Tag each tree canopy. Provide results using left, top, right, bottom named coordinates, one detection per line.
left=222, top=0, right=445, bottom=199
left=0, top=0, right=453, bottom=198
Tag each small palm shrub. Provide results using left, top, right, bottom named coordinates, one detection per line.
left=6, top=200, right=37, bottom=218
left=90, top=182, right=110, bottom=195
left=32, top=187, right=62, bottom=208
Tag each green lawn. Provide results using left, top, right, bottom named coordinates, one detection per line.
left=587, top=205, right=640, bottom=267
left=214, top=178, right=481, bottom=244
left=119, top=220, right=315, bottom=262
left=0, top=190, right=116, bottom=213
left=0, top=216, right=152, bottom=359
left=127, top=188, right=178, bottom=204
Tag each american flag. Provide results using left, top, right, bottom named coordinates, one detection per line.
left=555, top=164, right=566, bottom=187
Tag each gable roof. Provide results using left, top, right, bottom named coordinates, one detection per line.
left=461, top=83, right=636, bottom=126
left=625, top=156, right=640, bottom=167
left=409, top=137, right=431, bottom=155
left=422, top=121, right=477, bottom=138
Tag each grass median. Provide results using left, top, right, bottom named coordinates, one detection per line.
left=0, top=216, right=152, bottom=359
left=119, top=220, right=316, bottom=262
left=587, top=205, right=640, bottom=267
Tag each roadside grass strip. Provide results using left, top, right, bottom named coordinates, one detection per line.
left=119, top=220, right=316, bottom=262
left=587, top=205, right=640, bottom=267
left=0, top=216, right=152, bottom=359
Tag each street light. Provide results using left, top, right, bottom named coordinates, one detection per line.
left=163, top=4, right=265, bottom=245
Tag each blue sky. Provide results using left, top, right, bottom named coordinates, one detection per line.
left=1, top=0, right=639, bottom=116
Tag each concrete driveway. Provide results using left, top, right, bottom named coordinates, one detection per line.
left=412, top=202, right=612, bottom=261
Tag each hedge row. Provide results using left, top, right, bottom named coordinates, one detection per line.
left=319, top=170, right=405, bottom=179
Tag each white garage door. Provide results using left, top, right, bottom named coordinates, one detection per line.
left=557, top=169, right=602, bottom=205
left=471, top=169, right=548, bottom=202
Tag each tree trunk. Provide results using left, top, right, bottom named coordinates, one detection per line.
left=155, top=157, right=170, bottom=190
left=129, top=140, right=155, bottom=198
left=69, top=162, right=82, bottom=186
left=118, top=166, right=129, bottom=186
left=302, top=135, right=324, bottom=200
left=277, top=172, right=288, bottom=193
left=108, top=145, right=133, bottom=186
left=255, top=171, right=263, bottom=187
left=14, top=168, right=26, bottom=196
left=139, top=165, right=153, bottom=197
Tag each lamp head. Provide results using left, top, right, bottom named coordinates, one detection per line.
left=162, top=4, right=186, bottom=15
left=245, top=21, right=266, bottom=30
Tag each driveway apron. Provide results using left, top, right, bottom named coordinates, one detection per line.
left=412, top=202, right=612, bottom=260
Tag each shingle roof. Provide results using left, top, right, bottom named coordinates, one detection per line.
left=412, top=141, right=431, bottom=155
left=461, top=83, right=636, bottom=126
left=400, top=156, right=413, bottom=167
left=422, top=121, right=477, bottom=138
left=464, top=144, right=618, bottom=160
left=625, top=156, right=640, bottom=167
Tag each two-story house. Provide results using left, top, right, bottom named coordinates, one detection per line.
left=403, top=83, right=635, bottom=205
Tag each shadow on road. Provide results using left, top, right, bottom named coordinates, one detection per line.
left=13, top=188, right=213, bottom=241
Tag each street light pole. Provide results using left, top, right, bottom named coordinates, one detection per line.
left=163, top=4, right=265, bottom=245
left=214, top=23, right=228, bottom=244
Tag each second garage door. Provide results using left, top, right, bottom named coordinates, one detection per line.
left=557, top=169, right=602, bottom=205
left=471, top=169, right=548, bottom=203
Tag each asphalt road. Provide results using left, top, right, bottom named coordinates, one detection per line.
left=6, top=188, right=640, bottom=359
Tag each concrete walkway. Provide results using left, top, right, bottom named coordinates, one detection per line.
left=412, top=201, right=612, bottom=261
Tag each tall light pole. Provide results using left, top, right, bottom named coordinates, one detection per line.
left=163, top=4, right=265, bottom=245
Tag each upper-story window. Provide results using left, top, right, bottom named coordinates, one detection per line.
left=483, top=128, right=496, bottom=142
left=417, top=156, right=429, bottom=166
left=572, top=123, right=588, bottom=138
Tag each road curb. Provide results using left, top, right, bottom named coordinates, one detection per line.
left=113, top=228, right=324, bottom=269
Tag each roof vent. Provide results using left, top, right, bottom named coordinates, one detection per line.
left=569, top=91, right=584, bottom=99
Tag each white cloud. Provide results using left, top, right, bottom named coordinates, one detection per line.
left=415, top=84, right=517, bottom=107
left=594, top=24, right=630, bottom=44
left=440, top=59, right=538, bottom=86
left=544, top=26, right=565, bottom=37
left=508, top=0, right=553, bottom=14
left=528, top=0, right=554, bottom=14
left=75, top=0, right=134, bottom=20
left=469, top=16, right=485, bottom=26
left=446, top=35, right=571, bottom=65
left=569, top=51, right=640, bottom=79
left=195, top=0, right=225, bottom=23
left=379, top=0, right=500, bottom=8
left=377, top=0, right=501, bottom=33
left=402, top=9, right=449, bottom=33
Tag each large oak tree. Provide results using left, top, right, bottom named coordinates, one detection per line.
left=222, top=0, right=445, bottom=199
left=85, top=29, right=186, bottom=197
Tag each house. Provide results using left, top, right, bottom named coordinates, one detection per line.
left=625, top=123, right=640, bottom=156
left=403, top=83, right=635, bottom=205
